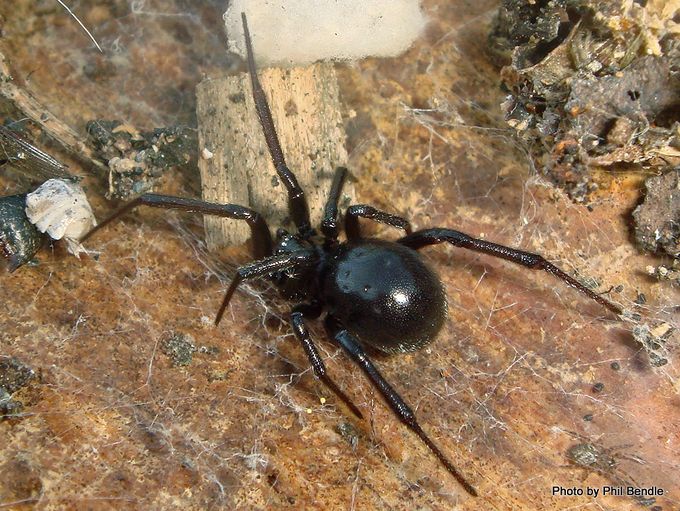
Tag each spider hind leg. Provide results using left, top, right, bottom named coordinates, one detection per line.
left=325, top=315, right=478, bottom=497
left=291, top=306, right=363, bottom=419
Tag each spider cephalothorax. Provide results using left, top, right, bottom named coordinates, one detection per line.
left=83, top=13, right=623, bottom=498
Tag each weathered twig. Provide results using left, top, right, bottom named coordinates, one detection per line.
left=197, top=63, right=354, bottom=248
left=0, top=49, right=106, bottom=173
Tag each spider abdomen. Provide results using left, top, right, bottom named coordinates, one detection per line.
left=323, top=240, right=447, bottom=353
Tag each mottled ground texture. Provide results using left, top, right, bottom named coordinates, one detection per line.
left=1, top=1, right=678, bottom=510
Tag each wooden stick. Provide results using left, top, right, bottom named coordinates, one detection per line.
left=0, top=49, right=105, bottom=174
left=196, top=62, right=354, bottom=249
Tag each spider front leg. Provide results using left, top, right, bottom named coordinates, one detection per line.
left=290, top=305, right=363, bottom=419
left=325, top=316, right=479, bottom=497
left=82, top=194, right=273, bottom=259
left=399, top=228, right=622, bottom=315
left=345, top=205, right=412, bottom=241
left=320, top=167, right=413, bottom=244
left=215, top=250, right=316, bottom=325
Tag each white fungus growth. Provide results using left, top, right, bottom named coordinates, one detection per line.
left=224, top=0, right=428, bottom=67
left=25, top=179, right=97, bottom=256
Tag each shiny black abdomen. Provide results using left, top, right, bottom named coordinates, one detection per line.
left=322, top=240, right=447, bottom=353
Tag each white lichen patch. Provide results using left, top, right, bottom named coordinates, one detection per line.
left=25, top=179, right=97, bottom=256
left=224, top=0, right=427, bottom=67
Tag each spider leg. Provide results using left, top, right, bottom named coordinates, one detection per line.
left=215, top=250, right=316, bottom=325
left=325, top=315, right=478, bottom=497
left=399, top=228, right=622, bottom=315
left=81, top=194, right=273, bottom=260
left=321, top=166, right=348, bottom=244
left=345, top=205, right=412, bottom=241
left=241, top=13, right=312, bottom=237
left=290, top=305, right=363, bottom=419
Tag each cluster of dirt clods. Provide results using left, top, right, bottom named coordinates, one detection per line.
left=87, top=120, right=197, bottom=199
left=491, top=0, right=680, bottom=258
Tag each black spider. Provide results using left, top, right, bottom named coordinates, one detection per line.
left=82, top=13, right=623, bottom=498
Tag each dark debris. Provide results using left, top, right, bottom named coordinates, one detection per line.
left=161, top=332, right=197, bottom=367
left=633, top=168, right=679, bottom=259
left=335, top=421, right=360, bottom=451
left=632, top=322, right=675, bottom=367
left=489, top=0, right=577, bottom=68
left=0, top=357, right=36, bottom=419
left=566, top=439, right=657, bottom=507
left=493, top=0, right=680, bottom=201
left=87, top=120, right=197, bottom=199
left=567, top=442, right=617, bottom=471
left=645, top=260, right=680, bottom=284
